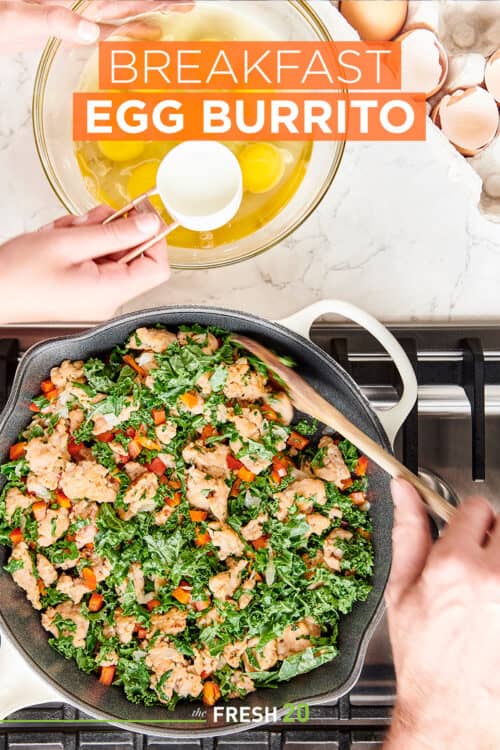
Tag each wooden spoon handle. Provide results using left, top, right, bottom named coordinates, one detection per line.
left=304, top=399, right=455, bottom=523
left=231, top=334, right=455, bottom=523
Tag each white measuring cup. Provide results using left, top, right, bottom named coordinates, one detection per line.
left=103, top=141, right=243, bottom=263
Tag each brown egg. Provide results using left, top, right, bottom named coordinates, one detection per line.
left=485, top=50, right=500, bottom=104
left=434, top=87, right=499, bottom=156
left=340, top=0, right=408, bottom=41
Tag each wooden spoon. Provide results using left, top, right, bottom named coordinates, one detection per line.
left=233, top=334, right=455, bottom=523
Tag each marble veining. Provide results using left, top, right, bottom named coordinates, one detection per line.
left=0, top=50, right=499, bottom=324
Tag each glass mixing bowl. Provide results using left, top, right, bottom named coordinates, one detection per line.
left=33, top=0, right=345, bottom=270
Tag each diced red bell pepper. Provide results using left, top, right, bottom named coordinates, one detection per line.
left=251, top=535, right=269, bottom=550
left=68, top=438, right=84, bottom=458
left=136, top=434, right=161, bottom=451
left=95, top=430, right=114, bottom=443
left=226, top=454, right=243, bottom=471
left=45, top=388, right=59, bottom=402
left=237, top=466, right=256, bottom=483
left=180, top=391, right=199, bottom=409
left=172, top=586, right=191, bottom=604
left=189, top=510, right=208, bottom=522
left=125, top=427, right=136, bottom=438
left=32, top=500, right=47, bottom=521
left=272, top=455, right=289, bottom=478
left=270, top=469, right=282, bottom=484
left=230, top=478, right=242, bottom=497
left=128, top=439, right=142, bottom=459
left=146, top=598, right=161, bottom=611
left=40, top=379, right=54, bottom=394
left=202, top=681, right=221, bottom=706
left=99, top=665, right=115, bottom=686
left=148, top=457, right=167, bottom=476
left=166, top=492, right=181, bottom=507
left=287, top=431, right=309, bottom=450
left=9, top=528, right=23, bottom=545
left=195, top=530, right=211, bottom=547
left=201, top=424, right=218, bottom=441
left=29, top=402, right=41, bottom=413
left=55, top=490, right=71, bottom=509
left=261, top=403, right=279, bottom=421
left=9, top=442, right=27, bottom=461
left=136, top=627, right=148, bottom=639
left=355, top=456, right=368, bottom=477
left=82, top=567, right=97, bottom=591
left=341, top=477, right=354, bottom=490
left=88, top=592, right=104, bottom=612
left=151, top=408, right=166, bottom=426
left=123, top=354, right=146, bottom=377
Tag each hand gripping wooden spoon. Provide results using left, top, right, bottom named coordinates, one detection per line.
left=232, top=334, right=455, bottom=523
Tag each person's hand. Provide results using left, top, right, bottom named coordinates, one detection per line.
left=0, top=206, right=170, bottom=323
left=0, top=0, right=192, bottom=54
left=384, top=479, right=500, bottom=750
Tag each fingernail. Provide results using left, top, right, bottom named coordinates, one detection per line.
left=135, top=213, right=161, bottom=235
left=73, top=213, right=90, bottom=225
left=78, top=19, right=100, bottom=43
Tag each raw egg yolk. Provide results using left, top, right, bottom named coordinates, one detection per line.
left=238, top=143, right=285, bottom=194
left=98, top=140, right=146, bottom=162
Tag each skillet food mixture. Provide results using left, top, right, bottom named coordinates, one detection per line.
left=0, top=326, right=373, bottom=709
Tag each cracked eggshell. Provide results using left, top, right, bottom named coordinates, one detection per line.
left=433, top=86, right=499, bottom=156
left=485, top=50, right=500, bottom=104
left=398, top=28, right=448, bottom=98
left=339, top=0, right=408, bottom=41
left=336, top=0, right=500, bottom=222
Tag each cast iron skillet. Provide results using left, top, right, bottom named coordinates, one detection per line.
left=0, top=305, right=412, bottom=737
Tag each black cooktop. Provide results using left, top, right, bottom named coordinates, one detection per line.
left=0, top=322, right=496, bottom=749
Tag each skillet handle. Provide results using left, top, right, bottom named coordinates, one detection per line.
left=277, top=300, right=418, bottom=447
left=0, top=631, right=62, bottom=719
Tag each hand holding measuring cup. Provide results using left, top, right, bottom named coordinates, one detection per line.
left=104, top=141, right=244, bottom=264
left=0, top=206, right=170, bottom=323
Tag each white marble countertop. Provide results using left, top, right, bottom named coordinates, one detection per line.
left=1, top=50, right=499, bottom=325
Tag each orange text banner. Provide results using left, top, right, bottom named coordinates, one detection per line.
left=73, top=92, right=426, bottom=142
left=98, top=41, right=402, bottom=91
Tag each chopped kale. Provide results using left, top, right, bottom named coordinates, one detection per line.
left=0, top=323, right=374, bottom=712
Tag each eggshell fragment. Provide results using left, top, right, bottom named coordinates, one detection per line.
left=399, top=29, right=448, bottom=98
left=339, top=0, right=407, bottom=41
left=434, top=87, right=499, bottom=156
left=485, top=50, right=500, bottom=104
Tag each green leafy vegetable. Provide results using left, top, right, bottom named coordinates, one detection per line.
left=0, top=323, right=374, bottom=712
